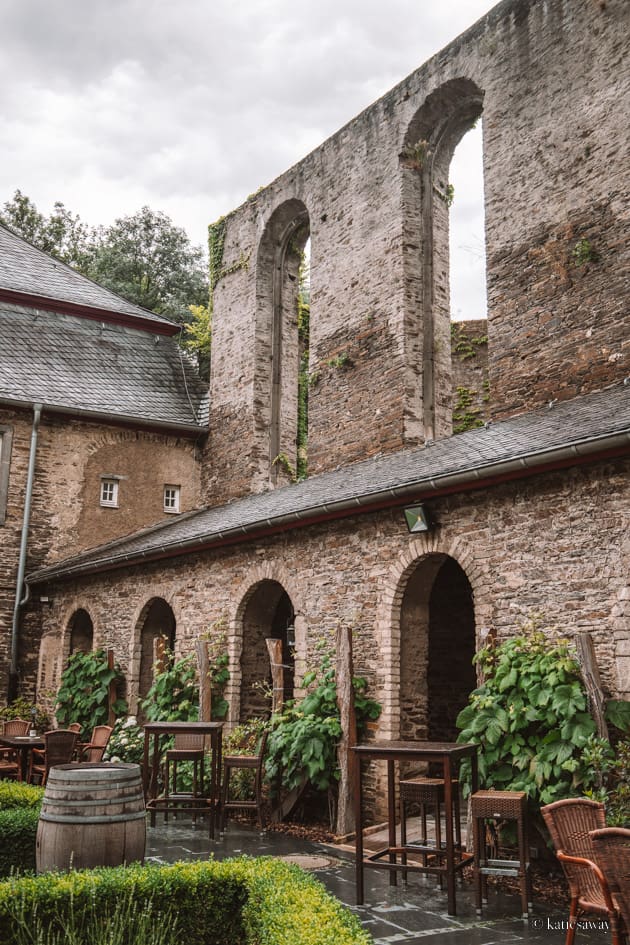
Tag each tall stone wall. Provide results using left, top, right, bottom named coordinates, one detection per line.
left=0, top=404, right=201, bottom=696
left=204, top=0, right=628, bottom=505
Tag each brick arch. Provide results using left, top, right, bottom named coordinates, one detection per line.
left=375, top=532, right=488, bottom=739
left=128, top=587, right=183, bottom=714
left=255, top=197, right=311, bottom=483
left=227, top=562, right=307, bottom=723
left=38, top=599, right=99, bottom=700
left=400, top=76, right=485, bottom=445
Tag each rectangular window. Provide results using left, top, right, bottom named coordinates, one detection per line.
left=100, top=478, right=119, bottom=508
left=164, top=485, right=180, bottom=513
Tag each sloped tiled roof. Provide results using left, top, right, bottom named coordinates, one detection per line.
left=0, top=223, right=175, bottom=327
left=29, top=382, right=630, bottom=583
left=0, top=305, right=208, bottom=429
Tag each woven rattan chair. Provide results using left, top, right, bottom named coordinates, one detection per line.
left=164, top=731, right=206, bottom=814
left=220, top=729, right=268, bottom=833
left=591, top=828, right=630, bottom=941
left=0, top=719, right=31, bottom=779
left=28, top=729, right=78, bottom=785
left=541, top=798, right=623, bottom=945
left=78, top=725, right=113, bottom=762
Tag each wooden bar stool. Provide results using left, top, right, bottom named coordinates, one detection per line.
left=399, top=777, right=461, bottom=884
left=472, top=789, right=532, bottom=918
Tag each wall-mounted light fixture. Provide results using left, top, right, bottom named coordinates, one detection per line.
left=403, top=504, right=431, bottom=534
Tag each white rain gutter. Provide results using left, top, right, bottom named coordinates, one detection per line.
left=9, top=403, right=42, bottom=699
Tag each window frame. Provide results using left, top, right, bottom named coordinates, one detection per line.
left=99, top=477, right=120, bottom=509
left=163, top=484, right=181, bottom=514
left=0, top=426, right=13, bottom=526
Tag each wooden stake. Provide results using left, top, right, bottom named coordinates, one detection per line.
left=266, top=638, right=285, bottom=716
left=196, top=640, right=212, bottom=722
left=336, top=625, right=357, bottom=837
left=576, top=632, right=609, bottom=739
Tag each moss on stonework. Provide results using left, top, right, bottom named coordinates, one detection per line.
left=453, top=386, right=484, bottom=433
left=450, top=322, right=488, bottom=361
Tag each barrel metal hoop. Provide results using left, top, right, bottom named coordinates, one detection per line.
left=39, top=810, right=147, bottom=825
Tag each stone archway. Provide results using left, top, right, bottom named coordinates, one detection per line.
left=136, top=598, right=176, bottom=711
left=67, top=608, right=94, bottom=655
left=239, top=579, right=296, bottom=720
left=399, top=553, right=476, bottom=743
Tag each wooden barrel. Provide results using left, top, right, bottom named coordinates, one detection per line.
left=36, top=763, right=146, bottom=873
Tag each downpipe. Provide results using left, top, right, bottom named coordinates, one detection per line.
left=8, top=403, right=42, bottom=701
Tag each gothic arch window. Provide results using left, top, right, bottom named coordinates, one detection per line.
left=256, top=199, right=310, bottom=483
left=401, top=78, right=485, bottom=442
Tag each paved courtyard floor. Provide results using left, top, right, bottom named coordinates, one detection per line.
left=144, top=817, right=592, bottom=945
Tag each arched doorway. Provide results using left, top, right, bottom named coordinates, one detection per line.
left=68, top=608, right=93, bottom=655
left=137, top=598, right=176, bottom=708
left=240, top=580, right=295, bottom=720
left=400, top=554, right=476, bottom=742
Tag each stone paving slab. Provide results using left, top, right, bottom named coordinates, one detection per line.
left=144, top=818, right=586, bottom=945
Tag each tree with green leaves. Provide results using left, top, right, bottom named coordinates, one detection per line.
left=1, top=191, right=209, bottom=328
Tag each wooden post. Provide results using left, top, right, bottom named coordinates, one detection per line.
left=576, top=632, right=609, bottom=739
left=266, top=638, right=284, bottom=716
left=196, top=640, right=212, bottom=722
left=153, top=635, right=168, bottom=675
left=107, top=649, right=116, bottom=727
left=336, top=625, right=357, bottom=837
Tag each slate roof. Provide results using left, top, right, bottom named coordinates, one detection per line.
left=29, top=382, right=630, bottom=583
left=0, top=305, right=208, bottom=429
left=0, top=224, right=174, bottom=327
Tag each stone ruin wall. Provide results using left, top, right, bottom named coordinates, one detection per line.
left=204, top=0, right=628, bottom=507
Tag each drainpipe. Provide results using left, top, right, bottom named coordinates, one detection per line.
left=8, top=403, right=42, bottom=701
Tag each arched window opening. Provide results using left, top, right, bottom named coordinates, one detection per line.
left=68, top=608, right=93, bottom=656
left=402, top=78, right=485, bottom=443
left=137, top=598, right=176, bottom=711
left=256, top=200, right=310, bottom=485
left=240, top=580, right=295, bottom=720
left=399, top=554, right=476, bottom=744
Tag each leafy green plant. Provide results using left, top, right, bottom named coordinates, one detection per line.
left=327, top=351, right=351, bottom=370
left=55, top=649, right=126, bottom=737
left=582, top=735, right=630, bottom=827
left=0, top=699, right=49, bottom=735
left=456, top=622, right=599, bottom=808
left=141, top=650, right=198, bottom=722
left=266, top=645, right=381, bottom=795
left=0, top=781, right=44, bottom=811
left=0, top=809, right=40, bottom=877
left=572, top=237, right=599, bottom=266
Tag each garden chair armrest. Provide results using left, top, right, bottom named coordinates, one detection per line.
left=557, top=851, right=618, bottom=913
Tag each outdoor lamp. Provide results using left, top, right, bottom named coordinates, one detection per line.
left=403, top=504, right=431, bottom=533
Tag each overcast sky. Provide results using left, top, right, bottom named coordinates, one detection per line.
left=0, top=0, right=495, bottom=319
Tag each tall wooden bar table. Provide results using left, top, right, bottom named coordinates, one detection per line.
left=142, top=721, right=223, bottom=838
left=352, top=740, right=478, bottom=916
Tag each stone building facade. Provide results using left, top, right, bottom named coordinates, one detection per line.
left=1, top=0, right=628, bottom=779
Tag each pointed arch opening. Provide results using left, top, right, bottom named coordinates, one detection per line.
left=400, top=553, right=476, bottom=743
left=240, top=579, right=295, bottom=720
left=256, top=199, right=310, bottom=484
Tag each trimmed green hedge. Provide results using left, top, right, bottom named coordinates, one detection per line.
left=0, top=781, right=44, bottom=877
left=0, top=858, right=372, bottom=945
left=0, top=781, right=44, bottom=810
left=0, top=808, right=40, bottom=877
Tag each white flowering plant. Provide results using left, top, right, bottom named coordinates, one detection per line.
left=104, top=716, right=145, bottom=765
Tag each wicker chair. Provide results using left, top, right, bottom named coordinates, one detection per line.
left=163, top=731, right=206, bottom=814
left=0, top=719, right=31, bottom=779
left=220, top=730, right=268, bottom=833
left=591, top=828, right=630, bottom=941
left=78, top=725, right=113, bottom=763
left=28, top=729, right=78, bottom=785
left=541, top=798, right=623, bottom=945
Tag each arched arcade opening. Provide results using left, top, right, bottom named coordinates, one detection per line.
left=240, top=579, right=295, bottom=720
